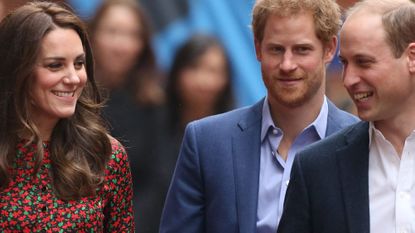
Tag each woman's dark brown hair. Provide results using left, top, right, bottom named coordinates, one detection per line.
left=0, top=1, right=111, bottom=200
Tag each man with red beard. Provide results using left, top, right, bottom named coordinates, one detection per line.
left=160, top=0, right=358, bottom=232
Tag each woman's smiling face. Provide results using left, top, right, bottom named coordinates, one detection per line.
left=30, top=27, right=87, bottom=126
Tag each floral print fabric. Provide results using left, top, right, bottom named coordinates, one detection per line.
left=0, top=139, right=135, bottom=232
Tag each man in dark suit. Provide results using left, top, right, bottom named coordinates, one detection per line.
left=159, top=0, right=358, bottom=232
left=278, top=1, right=415, bottom=233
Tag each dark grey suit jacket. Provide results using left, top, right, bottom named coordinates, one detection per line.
left=278, top=121, right=370, bottom=233
left=160, top=98, right=359, bottom=233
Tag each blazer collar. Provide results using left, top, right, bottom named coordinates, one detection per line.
left=326, top=99, right=357, bottom=135
left=336, top=121, right=370, bottom=233
left=233, top=99, right=263, bottom=233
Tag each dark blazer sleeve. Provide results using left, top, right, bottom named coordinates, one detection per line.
left=159, top=122, right=205, bottom=233
left=277, top=153, right=312, bottom=233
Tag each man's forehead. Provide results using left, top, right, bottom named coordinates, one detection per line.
left=341, top=11, right=382, bottom=35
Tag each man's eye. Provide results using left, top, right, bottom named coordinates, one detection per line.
left=270, top=47, right=284, bottom=53
left=295, top=47, right=311, bottom=54
left=356, top=59, right=372, bottom=67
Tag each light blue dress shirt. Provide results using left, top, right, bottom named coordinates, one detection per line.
left=256, top=96, right=328, bottom=233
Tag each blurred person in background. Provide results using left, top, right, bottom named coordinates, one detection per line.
left=89, top=0, right=165, bottom=105
left=0, top=0, right=65, bottom=19
left=154, top=33, right=235, bottom=232
left=0, top=0, right=25, bottom=19
left=88, top=0, right=165, bottom=232
left=166, top=34, right=234, bottom=142
left=0, top=1, right=134, bottom=231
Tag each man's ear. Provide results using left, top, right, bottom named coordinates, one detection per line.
left=408, top=42, right=415, bottom=73
left=254, top=38, right=262, bottom=62
left=323, top=36, right=338, bottom=64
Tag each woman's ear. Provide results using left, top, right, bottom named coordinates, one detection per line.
left=408, top=43, right=415, bottom=73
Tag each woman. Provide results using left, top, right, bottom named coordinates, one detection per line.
left=89, top=0, right=164, bottom=106
left=0, top=2, right=134, bottom=232
left=88, top=1, right=165, bottom=232
left=158, top=34, right=235, bottom=223
left=166, top=34, right=234, bottom=137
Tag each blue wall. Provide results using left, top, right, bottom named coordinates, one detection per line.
left=69, top=0, right=268, bottom=107
left=153, top=0, right=265, bottom=107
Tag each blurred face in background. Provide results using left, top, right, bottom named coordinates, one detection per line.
left=93, top=4, right=143, bottom=81
left=178, top=46, right=229, bottom=108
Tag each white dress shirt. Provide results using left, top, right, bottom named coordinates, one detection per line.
left=369, top=122, right=415, bottom=233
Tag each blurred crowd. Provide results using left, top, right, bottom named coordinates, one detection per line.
left=0, top=0, right=357, bottom=232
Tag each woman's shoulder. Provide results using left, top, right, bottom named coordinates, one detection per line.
left=108, top=135, right=124, bottom=151
left=106, top=135, right=129, bottom=171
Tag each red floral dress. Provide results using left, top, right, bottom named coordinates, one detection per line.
left=0, top=139, right=135, bottom=232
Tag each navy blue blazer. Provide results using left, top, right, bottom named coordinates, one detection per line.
left=277, top=121, right=370, bottom=233
left=160, top=98, right=359, bottom=233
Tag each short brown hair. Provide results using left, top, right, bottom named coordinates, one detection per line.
left=383, top=4, right=415, bottom=57
left=346, top=0, right=415, bottom=58
left=251, top=0, right=341, bottom=44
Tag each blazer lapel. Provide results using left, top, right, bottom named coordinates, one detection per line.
left=336, top=122, right=370, bottom=233
left=326, top=99, right=359, bottom=136
left=232, top=100, right=263, bottom=233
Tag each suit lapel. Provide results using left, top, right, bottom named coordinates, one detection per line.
left=336, top=122, right=370, bottom=233
left=232, top=100, right=263, bottom=233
